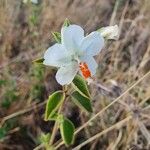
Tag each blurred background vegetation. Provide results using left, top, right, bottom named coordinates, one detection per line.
left=0, top=0, right=150, bottom=149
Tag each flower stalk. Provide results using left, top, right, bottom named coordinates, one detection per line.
left=49, top=85, right=67, bottom=146
left=49, top=105, right=62, bottom=146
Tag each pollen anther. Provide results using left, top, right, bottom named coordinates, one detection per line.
left=79, top=62, right=91, bottom=79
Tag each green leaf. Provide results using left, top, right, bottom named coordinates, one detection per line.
left=39, top=133, right=55, bottom=150
left=51, top=32, right=61, bottom=43
left=71, top=91, right=93, bottom=113
left=0, top=128, right=7, bottom=139
left=0, top=80, right=7, bottom=87
left=44, top=91, right=65, bottom=121
left=60, top=117, right=75, bottom=146
left=72, top=75, right=90, bottom=98
left=33, top=58, right=44, bottom=64
left=48, top=113, right=59, bottom=121
left=63, top=18, right=70, bottom=27
left=40, top=133, right=51, bottom=144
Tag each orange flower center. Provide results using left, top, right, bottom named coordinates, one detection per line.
left=79, top=62, right=91, bottom=79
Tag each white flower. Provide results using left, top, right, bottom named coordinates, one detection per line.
left=99, top=25, right=119, bottom=40
left=43, top=25, right=104, bottom=85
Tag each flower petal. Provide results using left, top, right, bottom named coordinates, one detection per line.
left=80, top=31, right=104, bottom=56
left=99, top=25, right=119, bottom=40
left=56, top=62, right=78, bottom=85
left=80, top=56, right=98, bottom=76
left=43, top=43, right=70, bottom=67
left=61, top=25, right=84, bottom=53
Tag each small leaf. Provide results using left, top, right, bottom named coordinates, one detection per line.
left=52, top=32, right=61, bottom=43
left=0, top=128, right=7, bottom=139
left=39, top=133, right=55, bottom=150
left=72, top=75, right=90, bottom=98
left=44, top=91, right=65, bottom=121
left=33, top=58, right=44, bottom=64
left=71, top=91, right=93, bottom=113
left=63, top=18, right=70, bottom=27
left=60, top=117, right=75, bottom=146
left=40, top=133, right=51, bottom=144
left=48, top=113, right=59, bottom=121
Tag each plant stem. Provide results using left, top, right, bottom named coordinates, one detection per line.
left=54, top=69, right=150, bottom=149
left=49, top=86, right=67, bottom=146
left=49, top=105, right=62, bottom=146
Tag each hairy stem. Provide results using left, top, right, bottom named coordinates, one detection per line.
left=49, top=105, right=62, bottom=146
left=49, top=86, right=67, bottom=146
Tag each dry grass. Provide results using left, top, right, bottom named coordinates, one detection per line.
left=0, top=0, right=150, bottom=150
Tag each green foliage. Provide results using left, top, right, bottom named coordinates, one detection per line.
left=30, top=64, right=45, bottom=101
left=52, top=32, right=61, bottom=43
left=0, top=79, right=7, bottom=87
left=1, top=80, right=19, bottom=109
left=31, top=84, right=44, bottom=101
left=71, top=91, right=93, bottom=113
left=60, top=117, right=75, bottom=146
left=44, top=91, right=65, bottom=121
left=40, top=133, right=51, bottom=144
left=72, top=75, right=90, bottom=98
left=0, top=119, right=17, bottom=140
left=39, top=133, right=55, bottom=149
left=33, top=58, right=44, bottom=64
left=51, top=18, right=71, bottom=45
left=28, top=4, right=42, bottom=27
left=48, top=113, right=59, bottom=121
left=30, top=64, right=44, bottom=81
left=63, top=18, right=71, bottom=27
left=29, top=14, right=38, bottom=26
left=0, top=128, right=7, bottom=140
